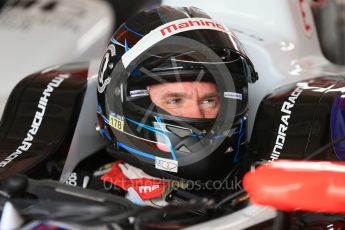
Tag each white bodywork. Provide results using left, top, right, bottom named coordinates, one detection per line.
left=163, top=0, right=345, bottom=138
left=59, top=60, right=105, bottom=183
left=0, top=0, right=114, bottom=116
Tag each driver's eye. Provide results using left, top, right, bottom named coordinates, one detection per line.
left=201, top=97, right=219, bottom=107
left=166, top=98, right=184, bottom=105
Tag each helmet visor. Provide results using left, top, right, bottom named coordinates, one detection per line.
left=105, top=30, right=250, bottom=168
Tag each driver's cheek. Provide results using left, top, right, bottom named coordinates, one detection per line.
left=201, top=104, right=220, bottom=118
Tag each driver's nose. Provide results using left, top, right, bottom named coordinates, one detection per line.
left=181, top=104, right=205, bottom=118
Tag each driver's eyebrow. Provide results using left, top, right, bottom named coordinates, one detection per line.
left=200, top=92, right=219, bottom=100
left=160, top=92, right=188, bottom=99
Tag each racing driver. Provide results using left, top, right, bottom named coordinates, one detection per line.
left=69, top=5, right=258, bottom=207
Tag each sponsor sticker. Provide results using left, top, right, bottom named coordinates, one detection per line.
left=65, top=172, right=78, bottom=186
left=224, top=92, right=242, bottom=100
left=155, top=157, right=178, bottom=173
left=98, top=44, right=116, bottom=93
left=130, top=89, right=149, bottom=97
left=109, top=113, right=124, bottom=131
left=0, top=74, right=69, bottom=168
left=269, top=86, right=303, bottom=161
left=122, top=17, right=232, bottom=68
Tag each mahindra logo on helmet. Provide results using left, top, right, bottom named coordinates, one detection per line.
left=160, top=19, right=229, bottom=36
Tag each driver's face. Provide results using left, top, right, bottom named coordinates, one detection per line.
left=148, top=82, right=220, bottom=118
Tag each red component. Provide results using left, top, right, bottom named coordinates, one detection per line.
left=243, top=160, right=345, bottom=213
left=101, top=161, right=168, bottom=200
left=298, top=0, right=312, bottom=35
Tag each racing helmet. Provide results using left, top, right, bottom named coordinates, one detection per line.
left=97, top=6, right=258, bottom=181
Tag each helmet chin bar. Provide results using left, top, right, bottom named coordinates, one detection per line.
left=107, top=137, right=244, bottom=183
left=106, top=113, right=246, bottom=182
